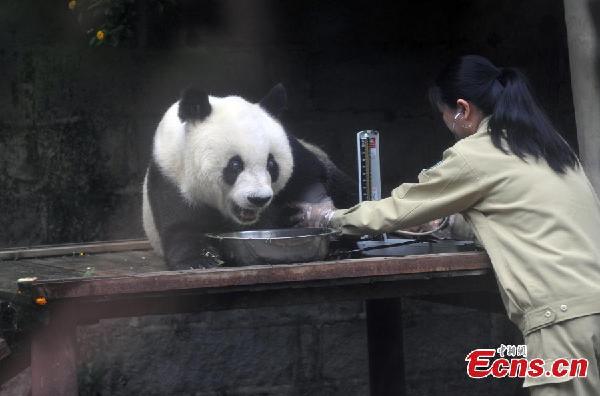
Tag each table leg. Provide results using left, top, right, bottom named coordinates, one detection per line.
left=366, top=298, right=406, bottom=396
left=30, top=315, right=78, bottom=396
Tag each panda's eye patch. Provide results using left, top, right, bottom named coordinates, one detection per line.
left=223, top=155, right=244, bottom=186
left=267, top=153, right=279, bottom=183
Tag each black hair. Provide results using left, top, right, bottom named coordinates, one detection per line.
left=429, top=55, right=578, bottom=174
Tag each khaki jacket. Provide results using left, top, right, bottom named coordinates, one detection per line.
left=330, top=118, right=600, bottom=335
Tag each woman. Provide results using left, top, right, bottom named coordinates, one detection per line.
left=296, top=55, right=600, bottom=395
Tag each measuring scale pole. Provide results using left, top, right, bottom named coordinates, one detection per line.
left=356, top=130, right=386, bottom=241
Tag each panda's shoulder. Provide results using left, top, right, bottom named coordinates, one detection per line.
left=287, top=136, right=322, bottom=163
left=284, top=136, right=327, bottom=184
left=297, top=139, right=333, bottom=164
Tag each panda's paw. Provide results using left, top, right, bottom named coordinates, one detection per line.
left=280, top=204, right=303, bottom=227
left=167, top=255, right=223, bottom=271
left=193, top=256, right=223, bottom=269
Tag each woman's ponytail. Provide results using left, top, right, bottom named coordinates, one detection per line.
left=489, top=67, right=578, bottom=173
left=430, top=55, right=578, bottom=174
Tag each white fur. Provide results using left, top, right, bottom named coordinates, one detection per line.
left=299, top=139, right=329, bottom=167
left=150, top=95, right=294, bottom=225
left=142, top=171, right=163, bottom=255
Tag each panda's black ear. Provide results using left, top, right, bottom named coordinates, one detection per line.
left=178, top=88, right=212, bottom=122
left=259, top=83, right=287, bottom=117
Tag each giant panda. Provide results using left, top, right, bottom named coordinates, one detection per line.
left=142, top=84, right=356, bottom=269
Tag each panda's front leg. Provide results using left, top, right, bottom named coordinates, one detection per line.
left=269, top=183, right=334, bottom=228
left=160, top=228, right=222, bottom=270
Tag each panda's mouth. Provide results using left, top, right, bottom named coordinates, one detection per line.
left=231, top=203, right=259, bottom=223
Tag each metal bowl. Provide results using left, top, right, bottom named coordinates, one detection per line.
left=206, top=227, right=339, bottom=266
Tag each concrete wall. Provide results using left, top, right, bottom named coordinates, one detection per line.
left=0, top=0, right=574, bottom=395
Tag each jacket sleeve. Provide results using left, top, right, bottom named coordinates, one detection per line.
left=329, top=147, right=485, bottom=235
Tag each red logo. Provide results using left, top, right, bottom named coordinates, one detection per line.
left=465, top=347, right=588, bottom=379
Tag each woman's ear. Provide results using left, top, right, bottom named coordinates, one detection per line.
left=456, top=99, right=471, bottom=119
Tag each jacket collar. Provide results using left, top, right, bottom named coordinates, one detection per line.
left=472, top=115, right=491, bottom=137
left=459, top=115, right=492, bottom=142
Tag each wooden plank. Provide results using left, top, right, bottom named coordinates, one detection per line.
left=21, top=251, right=165, bottom=276
left=0, top=260, right=83, bottom=298
left=18, top=252, right=491, bottom=301
left=65, top=270, right=496, bottom=324
left=0, top=251, right=165, bottom=296
left=0, top=239, right=151, bottom=261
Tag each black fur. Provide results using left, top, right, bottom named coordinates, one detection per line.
left=147, top=160, right=231, bottom=269
left=178, top=88, right=212, bottom=122
left=259, top=83, right=287, bottom=116
left=267, top=153, right=279, bottom=183
left=223, top=155, right=244, bottom=186
left=274, top=135, right=357, bottom=210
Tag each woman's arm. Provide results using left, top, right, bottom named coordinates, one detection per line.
left=330, top=147, right=485, bottom=235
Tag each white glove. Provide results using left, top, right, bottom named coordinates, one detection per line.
left=395, top=214, right=475, bottom=240
left=291, top=197, right=336, bottom=228
left=394, top=217, right=449, bottom=238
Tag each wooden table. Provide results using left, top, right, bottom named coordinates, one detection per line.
left=0, top=240, right=498, bottom=396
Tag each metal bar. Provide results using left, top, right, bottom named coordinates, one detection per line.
left=415, top=292, right=505, bottom=313
left=366, top=298, right=405, bottom=396
left=30, top=315, right=78, bottom=396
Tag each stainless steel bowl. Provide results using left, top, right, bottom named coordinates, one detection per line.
left=206, top=227, right=339, bottom=266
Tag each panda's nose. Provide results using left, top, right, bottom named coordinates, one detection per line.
left=247, top=195, right=271, bottom=207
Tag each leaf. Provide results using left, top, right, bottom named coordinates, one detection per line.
left=87, top=0, right=110, bottom=11
left=110, top=25, right=125, bottom=33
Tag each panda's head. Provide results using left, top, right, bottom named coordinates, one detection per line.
left=153, top=84, right=293, bottom=225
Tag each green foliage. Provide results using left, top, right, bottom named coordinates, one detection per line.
left=68, top=0, right=177, bottom=47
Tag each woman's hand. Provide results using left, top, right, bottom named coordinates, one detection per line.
left=290, top=198, right=337, bottom=228
left=394, top=217, right=450, bottom=237
left=400, top=218, right=446, bottom=233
